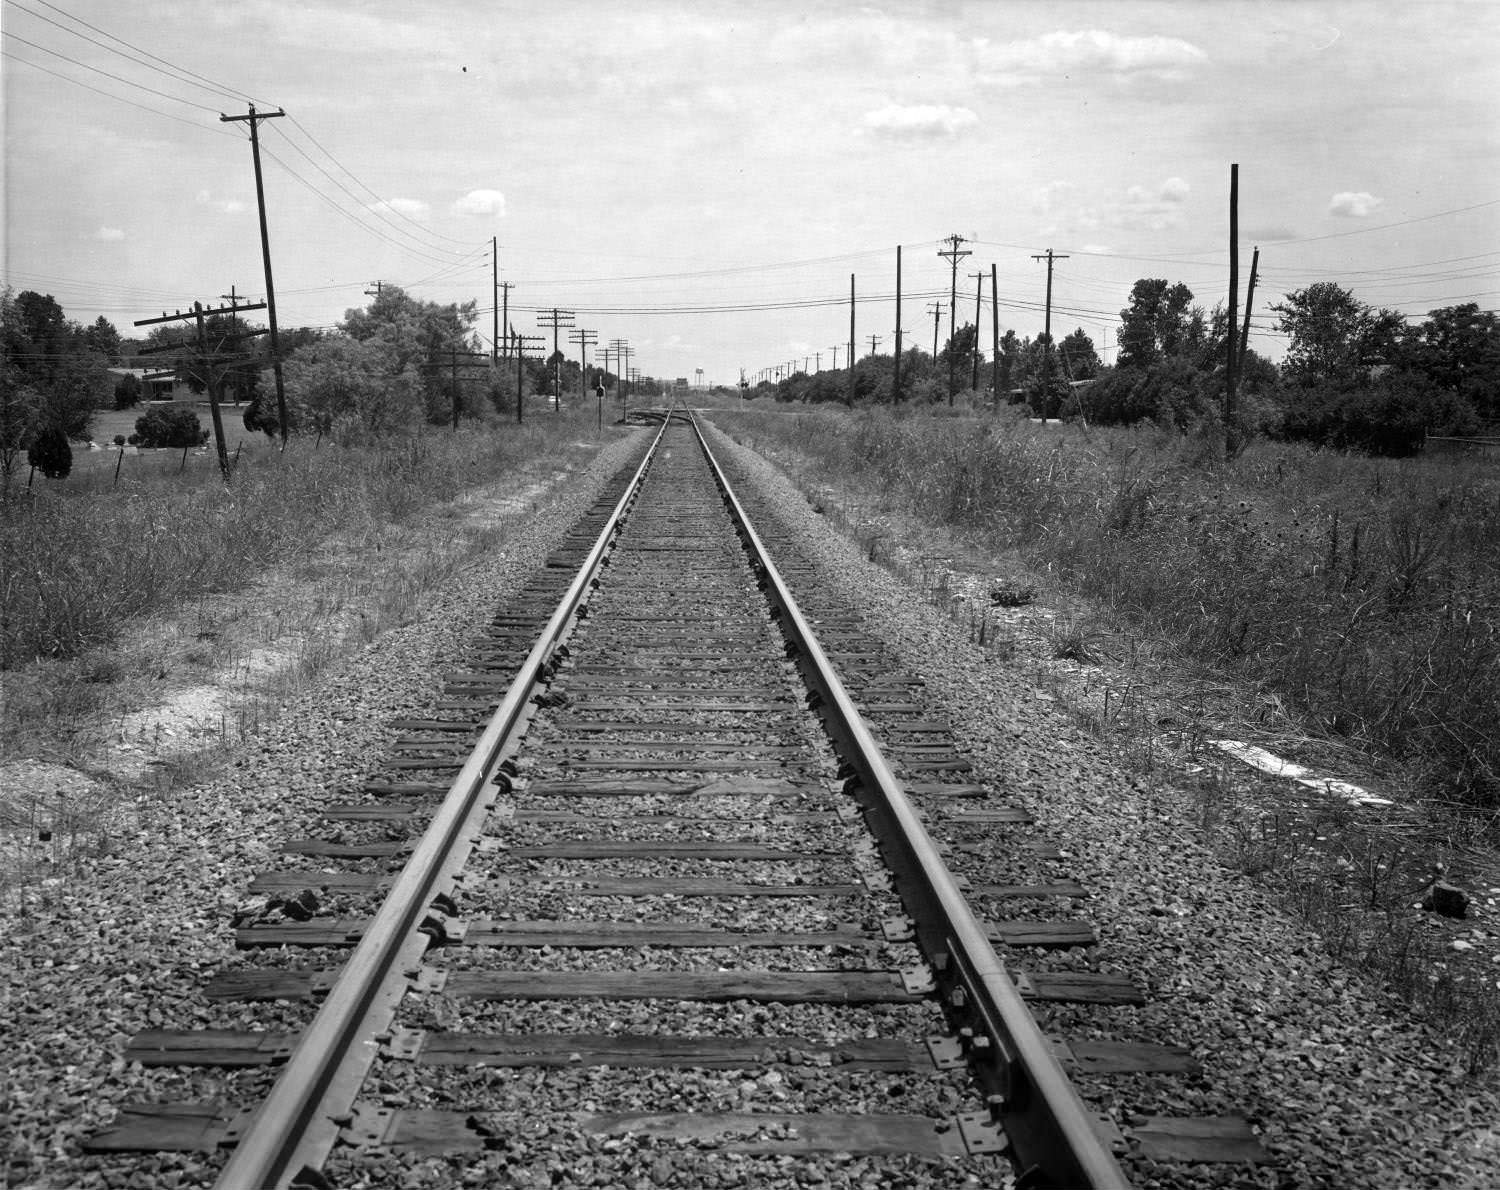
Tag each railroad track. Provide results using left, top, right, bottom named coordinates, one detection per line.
left=86, top=411, right=1267, bottom=1188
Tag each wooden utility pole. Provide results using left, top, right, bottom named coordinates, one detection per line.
left=1031, top=248, right=1070, bottom=423
left=569, top=327, right=598, bottom=403
left=364, top=280, right=384, bottom=300
left=969, top=268, right=985, bottom=391
left=867, top=334, right=882, bottom=357
left=848, top=274, right=856, bottom=406
left=1239, top=245, right=1260, bottom=372
left=1225, top=163, right=1240, bottom=455
left=892, top=245, right=903, bottom=402
left=938, top=234, right=971, bottom=402
left=990, top=262, right=1000, bottom=405
left=136, top=297, right=267, bottom=480
left=536, top=308, right=576, bottom=410
left=829, top=345, right=840, bottom=371
left=431, top=348, right=487, bottom=429
left=497, top=282, right=514, bottom=359
left=219, top=106, right=289, bottom=446
left=610, top=339, right=633, bottom=421
left=512, top=331, right=544, bottom=423
left=927, top=301, right=943, bottom=360
left=491, top=238, right=499, bottom=368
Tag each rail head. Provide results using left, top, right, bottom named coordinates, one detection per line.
left=688, top=412, right=1133, bottom=1190
left=213, top=417, right=671, bottom=1190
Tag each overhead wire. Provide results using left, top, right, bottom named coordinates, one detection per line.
left=0, top=28, right=224, bottom=113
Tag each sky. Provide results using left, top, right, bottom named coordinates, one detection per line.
left=3, top=0, right=1498, bottom=388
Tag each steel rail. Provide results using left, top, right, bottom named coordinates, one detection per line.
left=690, top=413, right=1133, bottom=1190
left=214, top=416, right=672, bottom=1190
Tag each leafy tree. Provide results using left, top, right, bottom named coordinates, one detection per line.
left=283, top=336, right=423, bottom=441
left=27, top=426, right=72, bottom=478
left=1394, top=303, right=1500, bottom=420
left=1271, top=282, right=1402, bottom=388
left=341, top=285, right=479, bottom=425
left=1117, top=279, right=1198, bottom=368
left=83, top=316, right=122, bottom=362
left=114, top=371, right=143, bottom=409
left=134, top=404, right=207, bottom=448
left=1057, top=327, right=1101, bottom=379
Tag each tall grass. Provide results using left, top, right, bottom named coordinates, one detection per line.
left=0, top=416, right=594, bottom=669
left=719, top=405, right=1500, bottom=806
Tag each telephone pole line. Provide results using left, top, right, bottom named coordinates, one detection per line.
left=969, top=268, right=985, bottom=392
left=511, top=331, right=544, bottom=424
left=927, top=301, right=944, bottom=360
left=219, top=105, right=289, bottom=446
left=1225, top=163, right=1241, bottom=455
left=990, top=262, right=1000, bottom=404
left=938, top=234, right=971, bottom=403
left=1031, top=248, right=1070, bottom=423
left=568, top=327, right=598, bottom=403
left=848, top=274, right=856, bottom=406
left=536, top=307, right=575, bottom=410
left=136, top=296, right=267, bottom=480
left=429, top=348, right=488, bottom=429
left=497, top=282, right=514, bottom=359
left=892, top=245, right=903, bottom=402
left=609, top=339, right=633, bottom=421
left=867, top=334, right=882, bottom=357
left=1239, top=244, right=1260, bottom=374
left=491, top=238, right=499, bottom=369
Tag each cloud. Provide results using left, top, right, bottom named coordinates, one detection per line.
left=1118, top=176, right=1191, bottom=229
left=862, top=103, right=979, bottom=140
left=367, top=197, right=431, bottom=219
left=979, top=29, right=1206, bottom=85
left=195, top=189, right=246, bottom=215
left=93, top=227, right=125, bottom=242
left=451, top=189, right=506, bottom=218
left=1329, top=191, right=1382, bottom=217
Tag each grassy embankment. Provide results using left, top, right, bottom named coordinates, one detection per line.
left=711, top=400, right=1500, bottom=1071
left=1, top=407, right=620, bottom=760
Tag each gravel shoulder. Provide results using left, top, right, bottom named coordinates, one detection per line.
left=3, top=416, right=1498, bottom=1189
left=703, top=415, right=1500, bottom=1189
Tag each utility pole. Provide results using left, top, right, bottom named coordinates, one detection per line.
left=136, top=296, right=267, bottom=481
left=969, top=269, right=985, bottom=392
left=219, top=105, right=289, bottom=446
left=1031, top=248, right=1070, bottom=423
left=892, top=245, right=904, bottom=402
left=1239, top=244, right=1260, bottom=373
left=430, top=348, right=488, bottom=429
left=512, top=331, right=544, bottom=424
left=537, top=307, right=575, bottom=410
left=497, top=282, right=514, bottom=359
left=990, top=262, right=1000, bottom=405
left=364, top=280, right=384, bottom=300
left=848, top=273, right=856, bottom=406
left=491, top=238, right=499, bottom=369
left=867, top=334, right=882, bottom=357
left=569, top=327, right=597, bottom=403
left=610, top=339, right=632, bottom=421
left=815, top=352, right=821, bottom=373
left=938, top=234, right=971, bottom=403
left=1225, top=163, right=1240, bottom=456
left=927, top=301, right=944, bottom=360
left=829, top=345, right=839, bottom=371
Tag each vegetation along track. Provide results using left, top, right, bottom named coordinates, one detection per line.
left=83, top=411, right=1268, bottom=1188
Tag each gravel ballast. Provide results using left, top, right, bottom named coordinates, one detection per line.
left=4, top=415, right=1498, bottom=1189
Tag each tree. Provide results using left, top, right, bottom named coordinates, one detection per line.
left=27, top=426, right=72, bottom=478
left=134, top=404, right=207, bottom=448
left=114, top=371, right=143, bottom=409
left=1271, top=282, right=1402, bottom=388
left=1057, top=327, right=1101, bottom=380
left=1117, top=279, right=1198, bottom=368
left=1394, top=303, right=1500, bottom=421
left=83, top=316, right=122, bottom=362
left=341, top=285, right=480, bottom=425
left=283, top=336, right=424, bottom=440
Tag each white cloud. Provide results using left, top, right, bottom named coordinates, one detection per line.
left=451, top=189, right=506, bottom=218
left=195, top=190, right=245, bottom=214
left=863, top=103, right=978, bottom=140
left=368, top=198, right=431, bottom=219
left=1329, top=191, right=1382, bottom=217
left=979, top=29, right=1206, bottom=85
left=93, top=227, right=125, bottom=242
left=1118, top=176, right=1191, bottom=229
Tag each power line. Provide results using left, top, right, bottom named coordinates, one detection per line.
left=0, top=27, right=224, bottom=113
left=4, top=0, right=264, bottom=108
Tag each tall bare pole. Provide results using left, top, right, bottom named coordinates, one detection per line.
left=498, top=282, right=513, bottom=359
left=927, top=301, right=943, bottom=358
left=848, top=274, right=856, bottom=406
left=1225, top=163, right=1240, bottom=455
left=829, top=345, right=840, bottom=370
left=990, top=262, right=1000, bottom=404
left=219, top=105, right=288, bottom=445
left=490, top=237, right=499, bottom=369
left=970, top=269, right=985, bottom=391
left=1031, top=248, right=1070, bottom=423
left=1239, top=245, right=1260, bottom=371
left=892, top=245, right=903, bottom=402
left=938, top=234, right=971, bottom=403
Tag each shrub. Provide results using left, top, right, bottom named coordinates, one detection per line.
left=113, top=372, right=142, bottom=409
left=27, top=427, right=72, bottom=478
left=134, top=405, right=207, bottom=448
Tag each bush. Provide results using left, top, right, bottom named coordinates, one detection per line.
left=113, top=372, right=142, bottom=409
left=134, top=405, right=208, bottom=448
left=27, top=427, right=72, bottom=478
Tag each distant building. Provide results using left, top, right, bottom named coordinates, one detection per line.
left=107, top=366, right=182, bottom=401
left=674, top=377, right=689, bottom=388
